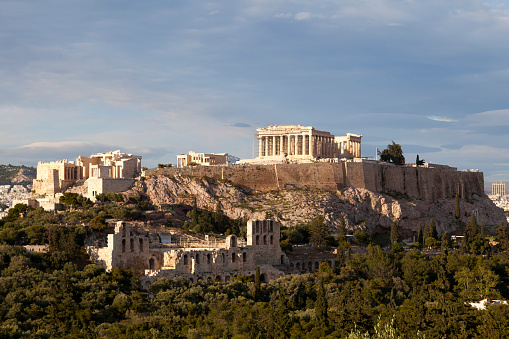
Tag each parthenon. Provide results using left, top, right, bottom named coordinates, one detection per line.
left=255, top=125, right=362, bottom=161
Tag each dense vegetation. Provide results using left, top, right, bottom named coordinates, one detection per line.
left=3, top=241, right=509, bottom=337
left=2, top=195, right=509, bottom=337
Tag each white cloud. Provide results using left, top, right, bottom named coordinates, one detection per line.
left=427, top=116, right=458, bottom=122
left=464, top=109, right=509, bottom=127
left=294, top=12, right=312, bottom=20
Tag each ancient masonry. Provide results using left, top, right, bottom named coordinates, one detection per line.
left=176, top=151, right=228, bottom=168
left=154, top=161, right=484, bottom=203
left=32, top=150, right=142, bottom=205
left=86, top=220, right=337, bottom=289
left=250, top=125, right=362, bottom=162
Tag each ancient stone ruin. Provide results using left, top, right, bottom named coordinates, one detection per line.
left=86, top=220, right=337, bottom=288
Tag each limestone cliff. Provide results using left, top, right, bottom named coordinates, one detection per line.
left=128, top=174, right=506, bottom=238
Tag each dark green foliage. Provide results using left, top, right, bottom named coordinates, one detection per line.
left=184, top=200, right=245, bottom=237
left=455, top=193, right=461, bottom=219
left=380, top=141, right=405, bottom=165
left=309, top=215, right=330, bottom=247
left=390, top=221, right=399, bottom=244
left=353, top=230, right=370, bottom=245
left=3, top=237, right=509, bottom=336
left=60, top=193, right=92, bottom=209
left=416, top=154, right=425, bottom=166
left=417, top=222, right=423, bottom=247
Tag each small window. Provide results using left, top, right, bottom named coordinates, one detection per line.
left=130, top=238, right=134, bottom=252
left=122, top=239, right=126, bottom=253
left=270, top=235, right=273, bottom=245
left=196, top=254, right=200, bottom=264
left=263, top=235, right=267, bottom=245
left=184, top=254, right=188, bottom=265
left=207, top=253, right=211, bottom=264
left=232, top=253, right=236, bottom=263
left=139, top=238, right=143, bottom=252
left=243, top=252, right=247, bottom=263
left=256, top=235, right=260, bottom=245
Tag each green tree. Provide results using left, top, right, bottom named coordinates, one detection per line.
left=339, top=214, right=347, bottom=243
left=464, top=213, right=478, bottom=252
left=455, top=193, right=460, bottom=219
left=315, top=280, right=329, bottom=335
left=416, top=222, right=423, bottom=246
left=310, top=215, right=329, bottom=247
left=390, top=222, right=399, bottom=244
left=495, top=223, right=509, bottom=252
left=380, top=141, right=405, bottom=165
left=416, top=154, right=425, bottom=166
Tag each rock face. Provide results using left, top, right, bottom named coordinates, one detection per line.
left=128, top=174, right=506, bottom=238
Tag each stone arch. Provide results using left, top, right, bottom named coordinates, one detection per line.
left=225, top=276, right=231, bottom=282
left=230, top=236, right=237, bottom=247
left=149, top=258, right=155, bottom=270
left=189, top=277, right=194, bottom=283
left=130, top=238, right=134, bottom=252
left=243, top=252, right=247, bottom=262
left=263, top=235, right=267, bottom=245
left=296, top=262, right=301, bottom=271
left=270, top=235, right=273, bottom=245
left=207, top=253, right=211, bottom=264
left=122, top=239, right=126, bottom=253
left=263, top=223, right=267, bottom=232
left=184, top=254, right=189, bottom=265
left=260, top=273, right=266, bottom=282
left=139, top=238, right=143, bottom=252
left=232, top=253, right=236, bottom=263
left=256, top=235, right=260, bottom=245
left=195, top=253, right=200, bottom=265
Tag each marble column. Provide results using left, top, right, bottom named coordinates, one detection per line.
left=264, top=137, right=269, bottom=157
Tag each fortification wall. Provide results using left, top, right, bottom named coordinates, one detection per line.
left=151, top=161, right=484, bottom=202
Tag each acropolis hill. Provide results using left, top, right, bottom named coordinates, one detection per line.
left=150, top=161, right=484, bottom=203
left=139, top=161, right=504, bottom=238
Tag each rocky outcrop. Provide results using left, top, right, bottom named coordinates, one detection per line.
left=128, top=174, right=506, bottom=238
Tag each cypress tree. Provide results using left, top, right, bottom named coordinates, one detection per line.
left=390, top=222, right=399, bottom=244
left=423, top=220, right=432, bottom=240
left=315, top=280, right=329, bottom=335
left=455, top=193, right=460, bottom=219
left=417, top=222, right=423, bottom=245
left=339, top=214, right=347, bottom=240
left=430, top=219, right=438, bottom=239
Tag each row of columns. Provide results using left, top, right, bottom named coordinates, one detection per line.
left=259, top=134, right=335, bottom=158
left=338, top=140, right=361, bottom=158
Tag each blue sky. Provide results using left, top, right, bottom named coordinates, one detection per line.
left=1, top=1, right=509, bottom=182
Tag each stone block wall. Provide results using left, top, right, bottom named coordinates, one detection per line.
left=152, top=161, right=484, bottom=202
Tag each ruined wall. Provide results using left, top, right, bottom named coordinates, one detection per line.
left=87, top=178, right=135, bottom=198
left=151, top=162, right=484, bottom=203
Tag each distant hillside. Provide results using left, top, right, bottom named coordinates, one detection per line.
left=0, top=165, right=36, bottom=187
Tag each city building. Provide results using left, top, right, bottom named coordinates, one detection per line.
left=176, top=151, right=229, bottom=168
